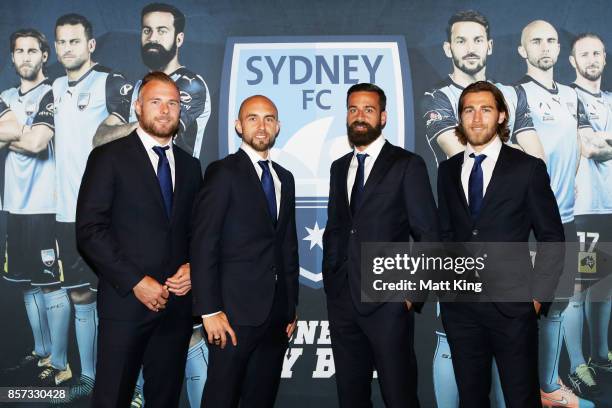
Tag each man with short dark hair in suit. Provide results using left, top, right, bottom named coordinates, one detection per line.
left=76, top=71, right=203, bottom=407
left=323, top=83, right=440, bottom=407
left=190, top=95, right=299, bottom=407
left=437, top=81, right=565, bottom=407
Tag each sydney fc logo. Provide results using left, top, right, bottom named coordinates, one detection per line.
left=220, top=36, right=413, bottom=288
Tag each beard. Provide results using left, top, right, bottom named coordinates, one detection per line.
left=530, top=55, right=556, bottom=71
left=347, top=120, right=382, bottom=147
left=16, top=61, right=42, bottom=81
left=453, top=53, right=486, bottom=76
left=578, top=64, right=603, bottom=81
left=458, top=123, right=498, bottom=147
left=141, top=41, right=177, bottom=71
left=140, top=114, right=179, bottom=140
left=244, top=131, right=277, bottom=152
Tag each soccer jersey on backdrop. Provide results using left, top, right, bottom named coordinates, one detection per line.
left=518, top=76, right=592, bottom=223
left=1, top=81, right=55, bottom=214
left=52, top=64, right=131, bottom=222
left=571, top=84, right=612, bottom=215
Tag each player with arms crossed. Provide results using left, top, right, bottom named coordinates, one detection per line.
left=0, top=29, right=65, bottom=387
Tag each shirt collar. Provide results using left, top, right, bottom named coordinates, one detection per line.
left=353, top=134, right=385, bottom=161
left=464, top=135, right=502, bottom=162
left=137, top=127, right=173, bottom=151
left=240, top=142, right=270, bottom=164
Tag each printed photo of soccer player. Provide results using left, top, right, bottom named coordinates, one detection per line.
left=0, top=28, right=62, bottom=389
left=424, top=11, right=542, bottom=408
left=562, top=32, right=612, bottom=404
left=516, top=19, right=598, bottom=407
left=422, top=10, right=544, bottom=169
left=92, top=4, right=211, bottom=406
left=94, top=2, right=212, bottom=161
left=50, top=13, right=132, bottom=404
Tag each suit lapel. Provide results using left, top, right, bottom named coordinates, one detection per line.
left=353, top=142, right=395, bottom=218
left=169, top=145, right=187, bottom=223
left=338, top=153, right=352, bottom=218
left=237, top=149, right=276, bottom=231
left=476, top=144, right=511, bottom=220
left=451, top=155, right=470, bottom=217
left=271, top=162, right=289, bottom=231
left=127, top=132, right=168, bottom=220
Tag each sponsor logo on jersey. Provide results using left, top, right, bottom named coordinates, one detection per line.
left=180, top=91, right=193, bottom=104
left=41, top=248, right=56, bottom=267
left=425, top=110, right=445, bottom=127
left=77, top=93, right=90, bottom=111
left=221, top=36, right=413, bottom=288
left=120, top=84, right=133, bottom=96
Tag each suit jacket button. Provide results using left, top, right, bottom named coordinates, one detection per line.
left=472, top=229, right=479, bottom=236
left=271, top=266, right=277, bottom=272
left=350, top=229, right=356, bottom=234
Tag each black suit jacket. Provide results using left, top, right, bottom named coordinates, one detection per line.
left=322, top=141, right=440, bottom=315
left=190, top=149, right=299, bottom=327
left=76, top=131, right=203, bottom=321
left=437, top=143, right=565, bottom=315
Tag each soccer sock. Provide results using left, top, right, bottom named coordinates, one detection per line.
left=562, top=294, right=587, bottom=372
left=586, top=292, right=611, bottom=362
left=44, top=288, right=70, bottom=370
left=432, top=332, right=459, bottom=408
left=491, top=359, right=506, bottom=408
left=538, top=311, right=563, bottom=393
left=74, top=301, right=97, bottom=380
left=185, top=339, right=208, bottom=408
left=23, top=287, right=51, bottom=358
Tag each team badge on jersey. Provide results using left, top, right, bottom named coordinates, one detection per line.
left=40, top=248, right=56, bottom=267
left=77, top=93, right=90, bottom=111
left=120, top=84, right=133, bottom=96
left=578, top=251, right=597, bottom=273
left=221, top=36, right=413, bottom=288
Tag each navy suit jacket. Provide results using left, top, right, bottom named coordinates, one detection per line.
left=76, top=131, right=203, bottom=321
left=322, top=141, right=440, bottom=315
left=190, top=149, right=299, bottom=326
left=437, top=143, right=565, bottom=315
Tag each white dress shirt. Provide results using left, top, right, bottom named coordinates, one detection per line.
left=347, top=134, right=386, bottom=203
left=461, top=136, right=502, bottom=203
left=240, top=142, right=282, bottom=217
left=137, top=127, right=175, bottom=190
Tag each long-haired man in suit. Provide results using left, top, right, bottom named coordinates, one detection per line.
left=76, top=71, right=203, bottom=407
left=437, top=81, right=565, bottom=407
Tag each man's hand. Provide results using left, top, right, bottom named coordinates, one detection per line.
left=133, top=275, right=169, bottom=312
left=203, top=312, right=237, bottom=349
left=286, top=316, right=297, bottom=338
left=533, top=300, right=542, bottom=315
left=165, top=263, right=191, bottom=296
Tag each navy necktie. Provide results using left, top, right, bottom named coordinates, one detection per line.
left=152, top=146, right=173, bottom=218
left=258, top=160, right=277, bottom=223
left=468, top=153, right=487, bottom=220
left=350, top=153, right=368, bottom=215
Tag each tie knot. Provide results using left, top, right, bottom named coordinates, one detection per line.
left=152, top=145, right=170, bottom=158
left=356, top=153, right=368, bottom=164
left=258, top=160, right=271, bottom=172
left=469, top=153, right=487, bottom=165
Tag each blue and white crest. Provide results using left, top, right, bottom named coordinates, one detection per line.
left=220, top=36, right=414, bottom=288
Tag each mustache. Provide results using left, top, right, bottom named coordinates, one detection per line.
left=462, top=53, right=481, bottom=60
left=143, top=43, right=165, bottom=53
left=350, top=121, right=372, bottom=128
